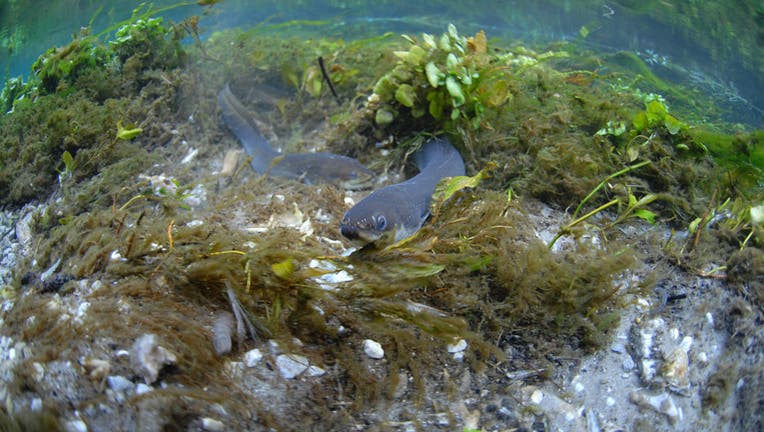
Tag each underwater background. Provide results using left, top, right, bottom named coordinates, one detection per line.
left=1, top=1, right=764, bottom=431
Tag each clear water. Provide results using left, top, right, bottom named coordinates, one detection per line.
left=1, top=0, right=762, bottom=127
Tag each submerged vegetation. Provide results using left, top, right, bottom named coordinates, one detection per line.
left=0, top=7, right=763, bottom=429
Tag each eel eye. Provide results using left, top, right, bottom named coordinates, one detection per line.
left=376, top=215, right=387, bottom=231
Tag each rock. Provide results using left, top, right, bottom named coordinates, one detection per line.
left=64, top=419, right=88, bottom=432
left=135, top=383, right=152, bottom=395
left=107, top=375, right=134, bottom=393
left=306, top=365, right=326, bottom=377
left=30, top=398, right=42, bottom=411
left=130, top=334, right=177, bottom=384
left=629, top=390, right=682, bottom=424
left=201, top=417, right=225, bottom=432
left=363, top=339, right=384, bottom=359
left=276, top=354, right=309, bottom=379
left=211, top=312, right=234, bottom=355
left=447, top=339, right=468, bottom=353
left=243, top=348, right=263, bottom=367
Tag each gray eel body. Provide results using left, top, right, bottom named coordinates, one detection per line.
left=217, top=84, right=374, bottom=189
left=340, top=137, right=465, bottom=243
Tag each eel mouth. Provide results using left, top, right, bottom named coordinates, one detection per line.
left=339, top=223, right=383, bottom=244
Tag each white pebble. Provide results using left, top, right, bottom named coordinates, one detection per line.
left=107, top=375, right=134, bottom=393
left=447, top=339, right=467, bottom=353
left=363, top=339, right=384, bottom=359
left=135, top=383, right=152, bottom=395
left=306, top=365, right=326, bottom=377
left=30, top=398, right=42, bottom=411
left=201, top=417, right=224, bottom=432
left=530, top=389, right=544, bottom=404
left=606, top=396, right=615, bottom=406
left=65, top=420, right=88, bottom=432
left=276, top=354, right=309, bottom=379
left=243, top=349, right=263, bottom=367
left=130, top=334, right=177, bottom=384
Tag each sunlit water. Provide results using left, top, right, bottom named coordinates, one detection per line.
left=1, top=0, right=762, bottom=127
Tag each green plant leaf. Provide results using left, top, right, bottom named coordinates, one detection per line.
left=272, top=258, right=297, bottom=279
left=62, top=150, right=74, bottom=173
left=395, top=84, right=416, bottom=107
left=445, top=76, right=465, bottom=106
left=431, top=161, right=495, bottom=210
left=116, top=121, right=143, bottom=140
left=633, top=209, right=657, bottom=224
left=407, top=45, right=426, bottom=65
left=632, top=111, right=648, bottom=132
left=375, top=108, right=394, bottom=125
left=646, top=99, right=667, bottom=126
left=428, top=93, right=444, bottom=119
left=664, top=114, right=683, bottom=135
left=425, top=62, right=441, bottom=88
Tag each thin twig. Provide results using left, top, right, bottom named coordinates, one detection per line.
left=318, top=56, right=341, bottom=106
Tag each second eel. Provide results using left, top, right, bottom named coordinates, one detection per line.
left=340, top=136, right=465, bottom=244
left=218, top=84, right=374, bottom=190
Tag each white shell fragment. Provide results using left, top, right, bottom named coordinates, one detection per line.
left=629, top=390, right=682, bottom=424
left=363, top=339, right=384, bottom=359
left=246, top=203, right=313, bottom=237
left=130, top=334, right=178, bottom=384
left=276, top=354, right=309, bottom=379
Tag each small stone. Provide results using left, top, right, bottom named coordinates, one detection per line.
left=276, top=354, right=309, bottom=379
left=705, top=312, right=714, bottom=326
left=211, top=312, right=234, bottom=355
left=530, top=389, right=544, bottom=404
left=306, top=365, right=326, bottom=377
left=107, top=375, right=134, bottom=393
left=243, top=349, right=263, bottom=367
left=31, top=362, right=45, bottom=382
left=629, top=390, right=681, bottom=424
left=622, top=356, right=635, bottom=371
left=363, top=339, right=384, bottom=359
left=130, top=334, right=177, bottom=384
left=447, top=339, right=468, bottom=353
left=201, top=417, right=224, bottom=432
left=135, top=383, right=152, bottom=395
left=606, top=396, right=615, bottom=406
left=65, top=419, right=88, bottom=432
left=30, top=398, right=42, bottom=411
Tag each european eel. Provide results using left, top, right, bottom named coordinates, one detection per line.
left=340, top=137, right=465, bottom=244
left=217, top=84, right=374, bottom=190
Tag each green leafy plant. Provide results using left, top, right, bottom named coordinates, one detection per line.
left=368, top=24, right=511, bottom=130
left=597, top=97, right=706, bottom=162
left=56, top=150, right=75, bottom=181
left=548, top=160, right=656, bottom=249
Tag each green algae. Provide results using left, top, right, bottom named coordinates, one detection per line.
left=1, top=16, right=763, bottom=429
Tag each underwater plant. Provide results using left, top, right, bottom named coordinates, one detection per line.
left=367, top=24, right=512, bottom=131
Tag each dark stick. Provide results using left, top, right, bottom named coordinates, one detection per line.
left=317, top=56, right=341, bottom=106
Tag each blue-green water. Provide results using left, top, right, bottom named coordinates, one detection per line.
left=1, top=0, right=762, bottom=127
